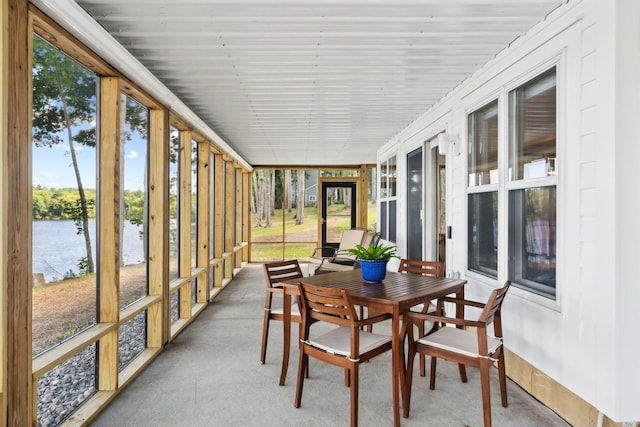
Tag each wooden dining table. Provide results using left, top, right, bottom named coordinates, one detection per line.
left=281, top=268, right=467, bottom=427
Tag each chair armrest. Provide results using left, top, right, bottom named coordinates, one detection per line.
left=357, top=312, right=393, bottom=328
left=440, top=296, right=486, bottom=309
left=406, top=311, right=482, bottom=329
left=311, top=246, right=338, bottom=258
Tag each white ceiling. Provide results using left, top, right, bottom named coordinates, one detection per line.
left=61, top=0, right=565, bottom=166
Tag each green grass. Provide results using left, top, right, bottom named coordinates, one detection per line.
left=250, top=202, right=378, bottom=260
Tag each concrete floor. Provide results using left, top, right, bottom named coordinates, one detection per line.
left=91, top=263, right=571, bottom=427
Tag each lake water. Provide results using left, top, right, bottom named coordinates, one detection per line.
left=33, top=219, right=145, bottom=282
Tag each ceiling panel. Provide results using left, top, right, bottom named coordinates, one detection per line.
left=68, top=0, right=565, bottom=166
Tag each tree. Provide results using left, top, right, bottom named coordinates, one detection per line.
left=32, top=36, right=98, bottom=273
left=295, top=170, right=305, bottom=225
left=284, top=170, right=292, bottom=213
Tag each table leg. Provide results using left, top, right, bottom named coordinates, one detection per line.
left=279, top=291, right=291, bottom=386
left=392, top=307, right=402, bottom=427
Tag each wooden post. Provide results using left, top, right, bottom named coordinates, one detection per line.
left=197, top=141, right=210, bottom=302
left=358, top=164, right=369, bottom=229
left=98, top=77, right=121, bottom=391
left=147, top=108, right=169, bottom=347
left=242, top=171, right=251, bottom=262
left=5, top=0, right=32, bottom=423
left=179, top=131, right=192, bottom=317
left=213, top=153, right=223, bottom=287
left=235, top=167, right=242, bottom=268
left=224, top=159, right=235, bottom=278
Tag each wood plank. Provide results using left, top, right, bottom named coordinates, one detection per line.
left=224, top=160, right=235, bottom=278
left=235, top=168, right=243, bottom=268
left=148, top=108, right=169, bottom=347
left=197, top=141, right=210, bottom=303
left=31, top=8, right=116, bottom=77
left=98, top=77, right=121, bottom=391
left=179, top=131, right=192, bottom=319
left=242, top=172, right=250, bottom=262
left=119, top=295, right=161, bottom=324
left=32, top=323, right=117, bottom=378
left=5, top=2, right=32, bottom=424
left=213, top=153, right=224, bottom=287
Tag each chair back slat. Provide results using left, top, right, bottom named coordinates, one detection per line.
left=300, top=283, right=356, bottom=327
left=479, top=281, right=510, bottom=326
left=264, top=260, right=303, bottom=288
left=398, top=259, right=445, bottom=277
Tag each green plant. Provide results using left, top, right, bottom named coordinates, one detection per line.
left=347, top=243, right=398, bottom=260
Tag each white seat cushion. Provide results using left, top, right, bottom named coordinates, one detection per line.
left=418, top=326, right=502, bottom=358
left=271, top=303, right=300, bottom=316
left=308, top=326, right=391, bottom=357
left=409, top=301, right=437, bottom=314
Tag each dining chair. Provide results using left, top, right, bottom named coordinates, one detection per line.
left=405, top=281, right=511, bottom=427
left=294, top=282, right=393, bottom=427
left=399, top=259, right=445, bottom=377
left=365, top=259, right=445, bottom=376
left=260, top=260, right=304, bottom=385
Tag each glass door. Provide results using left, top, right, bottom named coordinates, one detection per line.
left=320, top=181, right=357, bottom=256
left=407, top=147, right=423, bottom=260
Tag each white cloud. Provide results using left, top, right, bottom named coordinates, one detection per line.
left=126, top=150, right=138, bottom=159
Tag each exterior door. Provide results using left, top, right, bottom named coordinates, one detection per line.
left=432, top=145, right=447, bottom=263
left=320, top=181, right=357, bottom=256
left=407, top=147, right=423, bottom=260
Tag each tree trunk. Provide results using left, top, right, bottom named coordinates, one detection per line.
left=284, top=169, right=291, bottom=212
left=57, top=73, right=95, bottom=273
left=295, top=170, right=305, bottom=225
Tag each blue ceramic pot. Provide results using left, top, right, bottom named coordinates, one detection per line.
left=360, top=259, right=389, bottom=283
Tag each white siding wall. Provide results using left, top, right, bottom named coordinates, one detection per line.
left=378, top=0, right=640, bottom=421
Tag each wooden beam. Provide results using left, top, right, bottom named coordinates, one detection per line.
left=147, top=108, right=169, bottom=347
left=224, top=160, right=235, bottom=278
left=179, top=131, right=192, bottom=318
left=242, top=172, right=250, bottom=262
left=213, top=153, right=223, bottom=287
left=98, top=77, right=120, bottom=392
left=5, top=1, right=32, bottom=424
left=197, top=141, right=210, bottom=303
left=234, top=168, right=243, bottom=268
left=358, top=165, right=368, bottom=229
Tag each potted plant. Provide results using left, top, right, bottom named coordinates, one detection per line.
left=347, top=243, right=398, bottom=283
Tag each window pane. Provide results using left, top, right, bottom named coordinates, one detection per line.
left=468, top=100, right=499, bottom=187
left=120, top=94, right=148, bottom=308
left=468, top=192, right=498, bottom=278
left=32, top=35, right=98, bottom=355
left=388, top=200, right=397, bottom=243
left=509, top=186, right=556, bottom=297
left=380, top=162, right=389, bottom=199
left=380, top=201, right=388, bottom=240
left=169, top=128, right=179, bottom=281
left=368, top=166, right=378, bottom=232
left=509, top=68, right=556, bottom=181
left=388, top=156, right=397, bottom=197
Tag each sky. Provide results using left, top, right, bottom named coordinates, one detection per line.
left=32, top=130, right=148, bottom=192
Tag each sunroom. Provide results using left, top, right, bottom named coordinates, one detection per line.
left=2, top=0, right=639, bottom=426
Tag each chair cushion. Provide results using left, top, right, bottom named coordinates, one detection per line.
left=409, top=301, right=437, bottom=314
left=271, top=304, right=300, bottom=316
left=417, top=326, right=502, bottom=358
left=308, top=326, right=391, bottom=357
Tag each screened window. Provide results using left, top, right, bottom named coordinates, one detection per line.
left=468, top=100, right=499, bottom=187
left=379, top=156, right=397, bottom=242
left=468, top=192, right=498, bottom=277
left=508, top=67, right=557, bottom=298
left=467, top=100, right=498, bottom=278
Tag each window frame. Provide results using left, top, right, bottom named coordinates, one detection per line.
left=379, top=156, right=397, bottom=243
left=506, top=65, right=559, bottom=299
